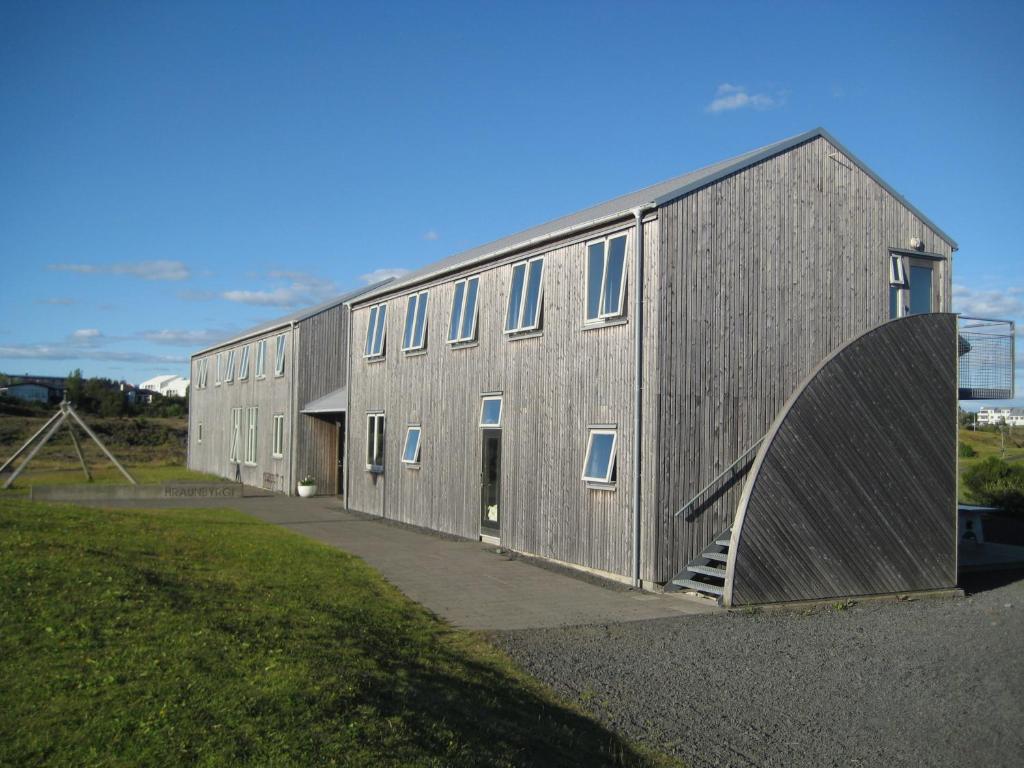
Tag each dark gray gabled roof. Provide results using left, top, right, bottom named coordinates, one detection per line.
left=193, top=279, right=392, bottom=356
left=354, top=127, right=957, bottom=304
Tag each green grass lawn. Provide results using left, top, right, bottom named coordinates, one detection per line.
left=0, top=499, right=677, bottom=767
left=959, top=426, right=1024, bottom=504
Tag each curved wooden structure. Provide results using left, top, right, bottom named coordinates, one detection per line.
left=724, top=314, right=958, bottom=607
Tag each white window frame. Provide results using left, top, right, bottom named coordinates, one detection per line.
left=479, top=395, right=503, bottom=428
left=364, top=304, right=388, bottom=358
left=238, top=345, right=250, bottom=380
left=447, top=276, right=481, bottom=344
left=224, top=349, right=236, bottom=383
left=402, top=291, right=430, bottom=352
left=889, top=253, right=906, bottom=286
left=255, top=339, right=267, bottom=379
left=229, top=407, right=241, bottom=462
left=585, top=233, right=629, bottom=322
left=366, top=412, right=385, bottom=471
left=245, top=406, right=258, bottom=465
left=274, top=334, right=286, bottom=377
left=272, top=413, right=284, bottom=458
left=201, top=358, right=209, bottom=388
left=504, top=256, right=545, bottom=334
left=215, top=353, right=222, bottom=386
left=582, top=427, right=617, bottom=485
left=197, top=422, right=203, bottom=444
left=402, top=425, right=422, bottom=467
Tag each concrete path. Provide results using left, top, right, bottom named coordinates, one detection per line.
left=107, top=492, right=717, bottom=630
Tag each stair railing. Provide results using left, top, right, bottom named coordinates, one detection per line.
left=674, top=437, right=765, bottom=520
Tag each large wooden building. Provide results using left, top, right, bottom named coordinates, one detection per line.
left=191, top=128, right=1015, bottom=605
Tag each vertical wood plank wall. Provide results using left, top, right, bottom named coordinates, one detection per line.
left=725, top=314, right=958, bottom=606
left=654, top=136, right=954, bottom=581
left=348, top=218, right=658, bottom=579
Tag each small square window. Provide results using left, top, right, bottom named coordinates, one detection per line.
left=402, top=426, right=422, bottom=465
left=582, top=428, right=617, bottom=484
left=480, top=396, right=502, bottom=427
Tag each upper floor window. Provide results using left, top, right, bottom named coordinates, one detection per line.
left=505, top=256, right=544, bottom=334
left=586, top=233, right=627, bottom=322
left=238, top=345, right=250, bottom=380
left=479, top=395, right=502, bottom=427
left=255, top=339, right=267, bottom=378
left=889, top=253, right=906, bottom=286
left=215, top=353, right=222, bottom=386
left=194, top=358, right=208, bottom=389
left=402, top=291, right=429, bottom=352
left=448, top=277, right=480, bottom=344
left=365, top=304, right=388, bottom=358
left=224, top=349, right=236, bottom=383
left=275, top=334, right=286, bottom=376
left=582, top=428, right=617, bottom=485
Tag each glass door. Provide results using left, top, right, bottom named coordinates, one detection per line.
left=480, top=429, right=501, bottom=535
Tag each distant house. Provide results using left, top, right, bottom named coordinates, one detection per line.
left=977, top=406, right=1024, bottom=426
left=140, top=374, right=190, bottom=398
left=0, top=382, right=61, bottom=404
left=5, top=374, right=66, bottom=401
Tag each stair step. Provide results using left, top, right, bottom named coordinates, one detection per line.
left=715, top=537, right=731, bottom=547
left=671, top=578, right=724, bottom=597
left=688, top=564, right=726, bottom=579
left=703, top=552, right=728, bottom=563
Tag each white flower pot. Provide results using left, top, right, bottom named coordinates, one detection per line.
left=297, top=484, right=317, bottom=498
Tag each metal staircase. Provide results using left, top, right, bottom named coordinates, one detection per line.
left=665, top=528, right=731, bottom=600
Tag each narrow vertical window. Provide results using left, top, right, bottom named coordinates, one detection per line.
left=272, top=413, right=285, bottom=458
left=479, top=395, right=502, bottom=427
left=402, top=426, right=422, bottom=466
left=366, top=413, right=385, bottom=470
left=197, top=422, right=203, bottom=444
left=889, top=253, right=906, bottom=286
left=255, top=339, right=266, bottom=378
left=215, top=353, right=222, bottom=386
left=364, top=304, right=388, bottom=357
left=238, top=346, right=250, bottom=380
left=229, top=407, right=241, bottom=462
left=448, top=277, right=480, bottom=344
left=224, top=349, right=236, bottom=383
left=402, top=291, right=429, bottom=352
left=586, top=233, right=628, bottom=322
left=582, top=428, right=617, bottom=485
left=505, top=256, right=544, bottom=333
left=245, top=406, right=258, bottom=465
left=275, top=334, right=286, bottom=376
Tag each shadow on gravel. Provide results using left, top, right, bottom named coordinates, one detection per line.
left=959, top=568, right=1024, bottom=595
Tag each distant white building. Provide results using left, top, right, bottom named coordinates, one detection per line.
left=140, top=374, right=190, bottom=398
left=977, top=406, right=1024, bottom=427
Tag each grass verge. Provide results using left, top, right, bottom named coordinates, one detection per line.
left=0, top=499, right=678, bottom=767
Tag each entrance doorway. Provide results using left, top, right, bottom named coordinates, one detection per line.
left=481, top=428, right=501, bottom=537
left=336, top=416, right=345, bottom=496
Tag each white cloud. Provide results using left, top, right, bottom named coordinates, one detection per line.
left=706, top=83, right=780, bottom=113
left=952, top=284, right=1024, bottom=319
left=36, top=297, right=75, bottom=305
left=70, top=329, right=103, bottom=344
left=422, top=230, right=440, bottom=241
left=222, top=271, right=340, bottom=308
left=360, top=268, right=411, bottom=285
left=138, top=329, right=232, bottom=347
left=47, top=259, right=191, bottom=281
left=0, top=343, right=185, bottom=364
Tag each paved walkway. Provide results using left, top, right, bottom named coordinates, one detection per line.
left=110, top=492, right=717, bottom=630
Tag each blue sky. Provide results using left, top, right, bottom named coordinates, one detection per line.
left=1, top=1, right=1022, bottom=404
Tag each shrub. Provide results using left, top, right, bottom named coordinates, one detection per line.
left=963, top=457, right=1024, bottom=513
left=958, top=441, right=977, bottom=458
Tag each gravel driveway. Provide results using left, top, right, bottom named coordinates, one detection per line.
left=492, top=574, right=1024, bottom=768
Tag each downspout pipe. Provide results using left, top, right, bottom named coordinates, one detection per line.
left=286, top=320, right=297, bottom=495
left=632, top=205, right=653, bottom=588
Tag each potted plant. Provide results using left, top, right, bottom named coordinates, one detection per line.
left=297, top=474, right=317, bottom=497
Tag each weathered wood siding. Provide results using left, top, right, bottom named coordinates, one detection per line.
left=187, top=328, right=295, bottom=491
left=725, top=314, right=958, bottom=606
left=348, top=217, right=658, bottom=579
left=654, top=135, right=954, bottom=581
left=293, top=304, right=349, bottom=494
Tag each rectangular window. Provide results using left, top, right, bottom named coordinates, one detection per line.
left=274, top=334, right=286, bottom=376
left=448, top=276, right=480, bottom=343
left=505, top=256, right=544, bottom=333
left=229, top=407, right=241, bottom=462
left=364, top=304, right=388, bottom=357
left=480, top=395, right=502, bottom=427
left=197, top=422, right=203, bottom=444
left=201, top=358, right=209, bottom=388
left=586, top=233, right=628, bottom=321
left=245, top=406, right=258, bottom=465
left=889, top=253, right=906, bottom=286
left=238, top=345, right=250, bottom=380
left=582, top=428, right=617, bottom=484
left=272, top=413, right=285, bottom=458
left=215, top=353, right=222, bottom=386
left=402, top=291, right=430, bottom=351
left=908, top=265, right=933, bottom=315
left=402, top=426, right=422, bottom=466
left=255, top=339, right=266, bottom=378
left=366, top=413, right=385, bottom=470
left=224, top=349, right=236, bottom=383
left=889, top=286, right=901, bottom=319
